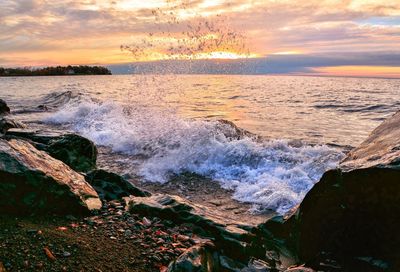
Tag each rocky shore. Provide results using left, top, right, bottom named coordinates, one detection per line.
left=1, top=98, right=399, bottom=271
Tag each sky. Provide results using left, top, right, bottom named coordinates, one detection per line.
left=1, top=0, right=400, bottom=78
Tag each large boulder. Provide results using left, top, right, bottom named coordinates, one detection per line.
left=0, top=99, right=10, bottom=115
left=0, top=139, right=102, bottom=215
left=255, top=111, right=400, bottom=270
left=85, top=169, right=150, bottom=201
left=6, top=129, right=97, bottom=172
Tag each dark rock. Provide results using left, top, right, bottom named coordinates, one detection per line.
left=255, top=110, right=400, bottom=270
left=5, top=129, right=64, bottom=145
left=243, top=259, right=272, bottom=272
left=45, top=134, right=97, bottom=172
left=0, top=99, right=10, bottom=115
left=0, top=118, right=26, bottom=134
left=216, top=119, right=257, bottom=140
left=85, top=169, right=150, bottom=201
left=37, top=105, right=48, bottom=111
left=0, top=138, right=101, bottom=215
left=293, top=111, right=400, bottom=265
left=168, top=242, right=252, bottom=272
left=167, top=243, right=218, bottom=272
left=5, top=129, right=97, bottom=172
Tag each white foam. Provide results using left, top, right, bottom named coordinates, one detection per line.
left=46, top=99, right=344, bottom=215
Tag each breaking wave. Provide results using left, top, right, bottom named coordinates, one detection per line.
left=46, top=99, right=344, bottom=214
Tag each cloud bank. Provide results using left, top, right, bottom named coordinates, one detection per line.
left=0, top=0, right=399, bottom=77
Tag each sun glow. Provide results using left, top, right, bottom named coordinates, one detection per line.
left=272, top=50, right=304, bottom=55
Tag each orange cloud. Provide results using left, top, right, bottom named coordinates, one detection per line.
left=312, top=65, right=400, bottom=78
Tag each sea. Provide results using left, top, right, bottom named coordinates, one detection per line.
left=1, top=74, right=400, bottom=215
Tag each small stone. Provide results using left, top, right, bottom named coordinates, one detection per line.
left=62, top=251, right=71, bottom=258
left=86, top=218, right=96, bottom=225
left=177, top=234, right=190, bottom=242
left=142, top=217, right=152, bottom=227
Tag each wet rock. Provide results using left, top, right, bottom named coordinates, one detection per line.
left=216, top=119, right=257, bottom=140
left=0, top=118, right=25, bottom=134
left=167, top=243, right=218, bottom=272
left=5, top=129, right=97, bottom=172
left=45, top=134, right=97, bottom=172
left=0, top=99, right=10, bottom=115
left=85, top=169, right=150, bottom=201
left=255, top=110, right=400, bottom=270
left=125, top=194, right=253, bottom=262
left=0, top=138, right=101, bottom=215
left=168, top=242, right=250, bottom=272
left=243, top=258, right=272, bottom=272
left=219, top=255, right=246, bottom=271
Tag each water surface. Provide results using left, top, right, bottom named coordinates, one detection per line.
left=2, top=74, right=399, bottom=214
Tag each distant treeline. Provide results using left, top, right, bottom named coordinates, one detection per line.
left=0, top=65, right=112, bottom=76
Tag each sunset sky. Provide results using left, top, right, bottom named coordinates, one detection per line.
left=1, top=0, right=400, bottom=77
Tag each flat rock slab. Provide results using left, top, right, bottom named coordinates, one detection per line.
left=125, top=193, right=255, bottom=261
left=0, top=138, right=101, bottom=214
left=125, top=193, right=250, bottom=236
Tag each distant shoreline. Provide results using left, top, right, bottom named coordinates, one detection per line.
left=0, top=74, right=113, bottom=77
left=0, top=65, right=112, bottom=77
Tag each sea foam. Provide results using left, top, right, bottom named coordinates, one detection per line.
left=46, top=99, right=344, bottom=214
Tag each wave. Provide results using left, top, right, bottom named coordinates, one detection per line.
left=40, top=91, right=80, bottom=109
left=45, top=99, right=344, bottom=215
left=314, top=102, right=398, bottom=114
left=13, top=91, right=81, bottom=114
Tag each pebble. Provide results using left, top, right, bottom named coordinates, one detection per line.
left=62, top=251, right=71, bottom=257
left=142, top=217, right=152, bottom=227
